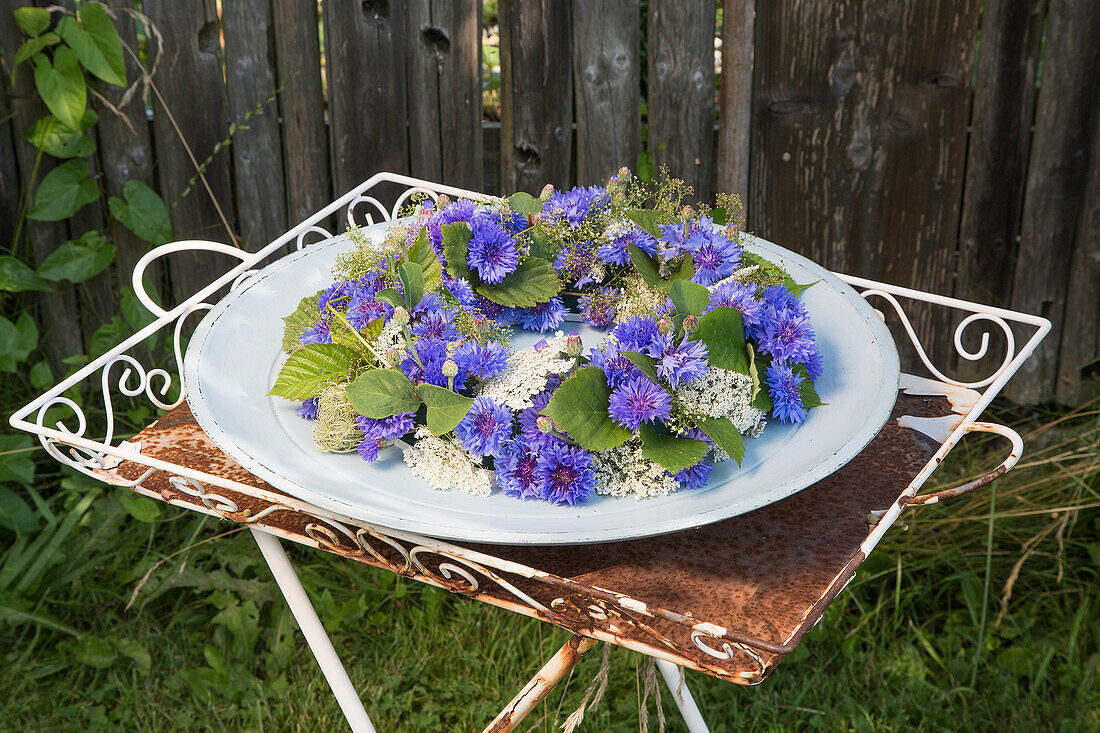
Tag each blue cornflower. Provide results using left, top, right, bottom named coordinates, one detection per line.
left=543, top=186, right=608, bottom=228
left=802, top=349, right=825, bottom=380
left=300, top=317, right=332, bottom=345
left=597, top=226, right=658, bottom=266
left=535, top=443, right=595, bottom=505
left=455, top=396, right=514, bottom=457
left=356, top=412, right=415, bottom=442
left=607, top=377, right=671, bottom=432
left=766, top=361, right=808, bottom=423
left=760, top=304, right=817, bottom=364
left=317, top=280, right=354, bottom=311
left=410, top=308, right=461, bottom=341
left=705, top=281, right=765, bottom=330
left=518, top=297, right=566, bottom=333
left=588, top=342, right=643, bottom=390
left=657, top=222, right=690, bottom=261
left=647, top=333, right=709, bottom=387
left=296, top=397, right=318, bottom=420
left=356, top=438, right=380, bottom=462
left=495, top=441, right=542, bottom=500
left=467, top=215, right=519, bottom=283
left=517, top=390, right=564, bottom=452
left=613, top=316, right=660, bottom=352
left=454, top=340, right=509, bottom=379
left=346, top=294, right=392, bottom=331
left=443, top=276, right=477, bottom=307
left=427, top=198, right=477, bottom=254
left=686, top=227, right=741, bottom=285
left=579, top=287, right=619, bottom=328
left=493, top=208, right=528, bottom=235
left=401, top=338, right=467, bottom=389
left=553, top=240, right=597, bottom=283
left=674, top=459, right=714, bottom=489
left=760, top=284, right=801, bottom=312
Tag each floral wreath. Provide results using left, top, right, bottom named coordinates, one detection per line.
left=271, top=169, right=823, bottom=505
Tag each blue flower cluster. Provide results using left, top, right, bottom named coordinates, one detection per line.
left=656, top=216, right=743, bottom=285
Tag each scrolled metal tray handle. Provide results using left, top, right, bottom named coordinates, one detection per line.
left=902, top=421, right=1023, bottom=507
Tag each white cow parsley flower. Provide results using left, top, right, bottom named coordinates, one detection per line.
left=403, top=427, right=493, bottom=496
left=477, top=332, right=575, bottom=410
left=591, top=440, right=679, bottom=499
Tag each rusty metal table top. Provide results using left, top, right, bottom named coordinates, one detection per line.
left=99, top=389, right=953, bottom=685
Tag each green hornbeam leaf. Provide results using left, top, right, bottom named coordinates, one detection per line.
left=690, top=307, right=749, bottom=374
left=375, top=288, right=404, bottom=309
left=345, top=368, right=420, bottom=418
left=784, top=277, right=816, bottom=298
left=441, top=221, right=472, bottom=279
left=27, top=159, right=98, bottom=221
left=416, top=384, right=475, bottom=436
left=0, top=313, right=39, bottom=372
left=36, top=231, right=115, bottom=283
left=22, top=111, right=97, bottom=158
left=14, top=32, right=60, bottom=67
left=623, top=208, right=664, bottom=240
left=108, top=180, right=172, bottom=244
left=628, top=243, right=661, bottom=289
left=281, top=290, right=323, bottom=353
left=527, top=228, right=555, bottom=261
left=635, top=149, right=655, bottom=183
left=710, top=207, right=728, bottom=225
left=475, top=256, right=561, bottom=307
left=14, top=7, right=50, bottom=36
left=268, top=343, right=358, bottom=400
left=32, top=45, right=86, bottom=131
left=542, top=366, right=631, bottom=451
left=398, top=261, right=424, bottom=309
left=0, top=256, right=51, bottom=293
left=794, top=364, right=827, bottom=408
left=638, top=423, right=709, bottom=472
left=747, top=343, right=768, bottom=410
left=620, top=350, right=663, bottom=387
left=668, top=278, right=710, bottom=317
left=409, top=227, right=441, bottom=282
left=697, top=417, right=746, bottom=466
left=508, top=191, right=542, bottom=216
left=57, top=4, right=126, bottom=87
left=668, top=252, right=694, bottom=284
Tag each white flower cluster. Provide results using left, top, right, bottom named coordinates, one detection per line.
left=677, top=367, right=766, bottom=439
left=403, top=427, right=493, bottom=496
left=476, top=331, right=575, bottom=410
left=373, top=318, right=406, bottom=367
left=591, top=440, right=679, bottom=499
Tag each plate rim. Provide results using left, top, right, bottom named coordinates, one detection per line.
left=184, top=229, right=900, bottom=544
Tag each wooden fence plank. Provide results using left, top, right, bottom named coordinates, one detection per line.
left=499, top=0, right=572, bottom=194
left=1009, top=0, right=1100, bottom=403
left=0, top=0, right=84, bottom=369
left=97, top=0, right=159, bottom=299
left=144, top=0, right=238, bottom=305
left=751, top=0, right=978, bottom=369
left=716, top=0, right=754, bottom=198
left=323, top=0, right=408, bottom=200
left=572, top=0, right=640, bottom=187
left=407, top=0, right=482, bottom=191
left=272, top=0, right=330, bottom=226
left=647, top=0, right=716, bottom=203
left=223, top=0, right=287, bottom=251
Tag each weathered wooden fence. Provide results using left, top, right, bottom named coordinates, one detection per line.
left=1, top=0, right=1097, bottom=404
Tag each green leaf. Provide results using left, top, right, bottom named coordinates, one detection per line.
left=508, top=192, right=542, bottom=216
left=794, top=364, right=827, bottom=408
left=409, top=227, right=441, bottom=282
left=697, top=417, right=746, bottom=466
left=636, top=149, right=655, bottom=183
left=108, top=180, right=173, bottom=245
left=710, top=207, right=728, bottom=225
left=115, top=639, right=151, bottom=675
left=27, top=159, right=98, bottom=221
left=0, top=313, right=39, bottom=372
left=628, top=243, right=662, bottom=289
left=475, top=256, right=561, bottom=307
left=269, top=343, right=358, bottom=400
left=0, top=256, right=51, bottom=293
left=620, top=350, right=663, bottom=386
left=542, top=366, right=631, bottom=451
left=281, top=290, right=322, bottom=353
left=0, top=435, right=37, bottom=488
left=57, top=4, right=126, bottom=87
left=638, top=423, right=709, bottom=472
left=89, top=315, right=126, bottom=359
left=690, top=307, right=749, bottom=374
left=14, top=7, right=50, bottom=36
left=375, top=288, right=404, bottom=309
left=441, top=222, right=472, bottom=279
left=398, top=261, right=424, bottom=309
left=0, top=487, right=40, bottom=534
left=750, top=349, right=773, bottom=411
left=14, top=32, right=60, bottom=67
left=667, top=252, right=694, bottom=284
left=668, top=278, right=710, bottom=317
left=22, top=111, right=96, bottom=158
left=73, top=636, right=117, bottom=669
left=527, top=228, right=556, bottom=260
left=784, top=277, right=816, bottom=298
left=623, top=209, right=664, bottom=240
left=33, top=46, right=86, bottom=131
left=36, top=231, right=115, bottom=283
left=416, top=384, right=475, bottom=436
left=345, top=368, right=420, bottom=418
left=117, top=491, right=162, bottom=522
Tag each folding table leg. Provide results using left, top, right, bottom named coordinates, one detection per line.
left=483, top=635, right=598, bottom=733
left=655, top=660, right=710, bottom=733
left=250, top=528, right=377, bottom=733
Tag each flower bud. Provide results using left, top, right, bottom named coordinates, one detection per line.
left=618, top=166, right=631, bottom=180
left=441, top=360, right=459, bottom=378
left=539, top=184, right=555, bottom=201
left=682, top=315, right=698, bottom=334
left=681, top=205, right=694, bottom=217
left=657, top=317, right=672, bottom=333
left=446, top=340, right=459, bottom=357
left=435, top=194, right=450, bottom=209
left=565, top=333, right=583, bottom=357
left=392, top=306, right=410, bottom=326
left=536, top=415, right=556, bottom=434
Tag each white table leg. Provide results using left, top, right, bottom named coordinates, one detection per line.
left=251, top=528, right=377, bottom=733
left=655, top=660, right=710, bottom=733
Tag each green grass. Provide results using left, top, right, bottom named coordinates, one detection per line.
left=1, top=401, right=1097, bottom=732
